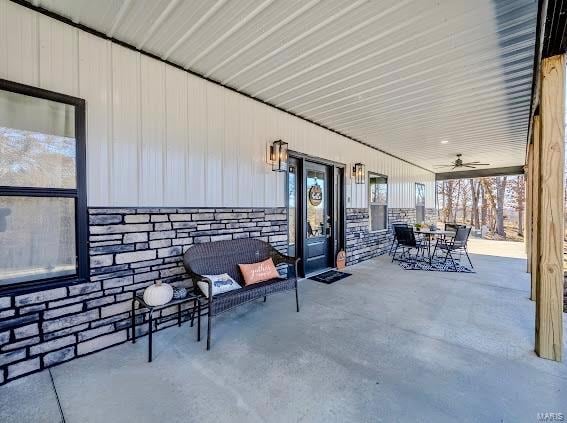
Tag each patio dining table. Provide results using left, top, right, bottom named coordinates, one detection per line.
left=414, top=229, right=455, bottom=264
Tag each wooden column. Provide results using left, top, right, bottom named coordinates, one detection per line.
left=535, top=54, right=564, bottom=361
left=531, top=117, right=540, bottom=301
left=525, top=142, right=533, bottom=274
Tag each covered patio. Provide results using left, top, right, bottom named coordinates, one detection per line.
left=1, top=0, right=567, bottom=419
left=2, top=241, right=566, bottom=422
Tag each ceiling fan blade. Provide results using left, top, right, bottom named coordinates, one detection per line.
left=463, top=165, right=477, bottom=168
left=463, top=163, right=490, bottom=166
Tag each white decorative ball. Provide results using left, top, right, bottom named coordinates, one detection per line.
left=143, top=282, right=173, bottom=306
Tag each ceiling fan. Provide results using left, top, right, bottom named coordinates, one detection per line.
left=434, top=154, right=490, bottom=170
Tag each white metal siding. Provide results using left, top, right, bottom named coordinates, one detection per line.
left=0, top=0, right=435, bottom=209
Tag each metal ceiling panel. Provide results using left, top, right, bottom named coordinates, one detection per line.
left=23, top=0, right=538, bottom=172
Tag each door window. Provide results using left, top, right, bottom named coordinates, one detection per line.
left=306, top=169, right=325, bottom=237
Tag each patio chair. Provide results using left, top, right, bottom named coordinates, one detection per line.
left=444, top=223, right=466, bottom=232
left=391, top=225, right=426, bottom=264
left=432, top=226, right=473, bottom=269
left=389, top=223, right=410, bottom=255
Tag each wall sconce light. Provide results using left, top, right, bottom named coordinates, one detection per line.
left=352, top=163, right=365, bottom=184
left=269, top=139, right=288, bottom=172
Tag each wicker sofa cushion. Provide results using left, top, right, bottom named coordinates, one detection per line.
left=198, top=273, right=240, bottom=298
left=239, top=258, right=279, bottom=285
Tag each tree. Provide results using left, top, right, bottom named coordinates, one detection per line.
left=507, top=175, right=525, bottom=236
left=460, top=181, right=471, bottom=224
left=470, top=179, right=481, bottom=229
left=482, top=178, right=496, bottom=231
left=495, top=176, right=507, bottom=238
left=480, top=181, right=488, bottom=227
left=454, top=179, right=461, bottom=222
left=440, top=180, right=455, bottom=223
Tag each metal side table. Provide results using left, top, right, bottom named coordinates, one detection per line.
left=131, top=290, right=203, bottom=362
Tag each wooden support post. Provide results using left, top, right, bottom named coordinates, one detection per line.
left=535, top=54, right=564, bottom=362
left=531, top=117, right=540, bottom=301
left=525, top=142, right=533, bottom=273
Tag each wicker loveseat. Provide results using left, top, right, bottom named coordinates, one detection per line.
left=183, top=238, right=300, bottom=350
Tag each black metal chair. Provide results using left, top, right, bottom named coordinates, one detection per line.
left=444, top=222, right=466, bottom=233
left=391, top=226, right=426, bottom=264
left=432, top=226, right=473, bottom=269
left=389, top=223, right=410, bottom=255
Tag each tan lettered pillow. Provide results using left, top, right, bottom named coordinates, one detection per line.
left=239, top=258, right=280, bottom=285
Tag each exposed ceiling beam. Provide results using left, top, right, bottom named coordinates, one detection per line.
left=203, top=0, right=320, bottom=78
left=162, top=0, right=227, bottom=61
left=137, top=0, right=181, bottom=50
left=542, top=0, right=567, bottom=56
left=107, top=0, right=132, bottom=38
left=526, top=0, right=548, bottom=150
left=221, top=0, right=367, bottom=85
left=184, top=0, right=275, bottom=69
left=435, top=166, right=525, bottom=180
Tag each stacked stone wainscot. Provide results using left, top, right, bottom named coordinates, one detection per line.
left=0, top=207, right=287, bottom=385
left=346, top=207, right=437, bottom=265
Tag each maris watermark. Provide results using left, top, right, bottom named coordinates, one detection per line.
left=537, top=412, right=565, bottom=421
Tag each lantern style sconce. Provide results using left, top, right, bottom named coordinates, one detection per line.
left=269, top=139, right=289, bottom=172
left=352, top=162, right=365, bottom=184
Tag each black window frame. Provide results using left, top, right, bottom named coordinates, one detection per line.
left=368, top=171, right=388, bottom=232
left=0, top=78, right=88, bottom=295
left=415, top=182, right=426, bottom=223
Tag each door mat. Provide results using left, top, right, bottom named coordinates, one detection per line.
left=309, top=270, right=352, bottom=284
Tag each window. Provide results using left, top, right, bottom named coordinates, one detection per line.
left=416, top=183, right=426, bottom=224
left=0, top=80, right=87, bottom=290
left=369, top=173, right=388, bottom=231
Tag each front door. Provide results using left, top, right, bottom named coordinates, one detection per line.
left=303, top=161, right=332, bottom=274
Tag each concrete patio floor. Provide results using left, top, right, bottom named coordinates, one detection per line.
left=1, top=240, right=566, bottom=423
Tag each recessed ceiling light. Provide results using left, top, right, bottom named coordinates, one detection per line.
left=440, top=140, right=449, bottom=144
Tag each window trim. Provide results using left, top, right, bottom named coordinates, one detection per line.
left=368, top=171, right=388, bottom=233
left=0, top=78, right=88, bottom=295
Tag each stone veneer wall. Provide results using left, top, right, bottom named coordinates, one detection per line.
left=0, top=207, right=287, bottom=385
left=346, top=207, right=437, bottom=265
